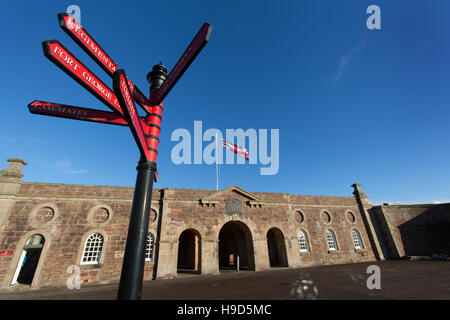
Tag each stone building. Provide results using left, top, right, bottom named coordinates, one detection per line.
left=0, top=158, right=448, bottom=290
left=369, top=203, right=450, bottom=259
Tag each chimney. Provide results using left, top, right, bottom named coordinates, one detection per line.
left=352, top=183, right=371, bottom=206
left=0, top=159, right=27, bottom=227
left=0, top=158, right=28, bottom=182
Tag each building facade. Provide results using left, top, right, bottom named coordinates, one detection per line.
left=0, top=158, right=447, bottom=290
left=369, top=203, right=450, bottom=259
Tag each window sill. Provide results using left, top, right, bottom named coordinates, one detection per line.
left=79, top=264, right=101, bottom=270
left=299, top=251, right=312, bottom=256
left=355, top=248, right=367, bottom=253
left=327, top=250, right=340, bottom=254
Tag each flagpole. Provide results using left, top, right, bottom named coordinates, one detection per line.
left=215, top=131, right=219, bottom=191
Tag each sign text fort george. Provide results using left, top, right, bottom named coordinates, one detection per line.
left=44, top=41, right=122, bottom=112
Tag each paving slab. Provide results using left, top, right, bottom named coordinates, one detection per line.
left=0, top=261, right=448, bottom=300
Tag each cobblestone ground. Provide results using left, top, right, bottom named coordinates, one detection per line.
left=0, top=261, right=448, bottom=300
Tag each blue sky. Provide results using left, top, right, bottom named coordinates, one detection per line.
left=1, top=0, right=449, bottom=205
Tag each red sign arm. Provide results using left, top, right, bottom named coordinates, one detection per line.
left=42, top=40, right=125, bottom=118
left=58, top=13, right=118, bottom=76
left=58, top=13, right=152, bottom=114
left=28, top=100, right=132, bottom=126
left=150, top=23, right=212, bottom=105
left=113, top=69, right=155, bottom=163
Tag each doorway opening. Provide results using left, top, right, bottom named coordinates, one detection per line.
left=218, top=221, right=255, bottom=271
left=11, top=234, right=45, bottom=286
left=177, top=229, right=201, bottom=274
left=267, top=228, right=288, bottom=267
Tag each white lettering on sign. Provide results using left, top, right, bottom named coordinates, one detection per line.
left=65, top=15, right=118, bottom=74
left=49, top=42, right=121, bottom=111
left=59, top=15, right=151, bottom=111
left=33, top=103, right=89, bottom=118
left=82, top=71, right=112, bottom=100
left=120, top=75, right=135, bottom=119
left=52, top=45, right=80, bottom=71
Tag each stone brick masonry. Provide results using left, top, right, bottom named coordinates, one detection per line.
left=3, top=158, right=443, bottom=290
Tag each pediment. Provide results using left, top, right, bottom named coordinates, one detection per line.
left=199, top=185, right=263, bottom=207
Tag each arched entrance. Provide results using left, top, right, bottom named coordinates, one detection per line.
left=177, top=229, right=201, bottom=274
left=11, top=234, right=45, bottom=286
left=218, top=221, right=255, bottom=271
left=267, top=228, right=288, bottom=267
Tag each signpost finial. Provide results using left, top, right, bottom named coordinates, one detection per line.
left=147, top=62, right=168, bottom=90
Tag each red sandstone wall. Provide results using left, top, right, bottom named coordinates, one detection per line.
left=163, top=188, right=376, bottom=268
left=0, top=183, right=377, bottom=290
left=372, top=204, right=450, bottom=258
left=0, top=183, right=160, bottom=289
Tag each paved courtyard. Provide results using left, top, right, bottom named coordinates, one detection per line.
left=0, top=261, right=449, bottom=300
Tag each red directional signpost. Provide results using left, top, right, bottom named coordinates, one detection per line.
left=114, top=69, right=152, bottom=162
left=42, top=40, right=124, bottom=117
left=150, top=23, right=212, bottom=105
left=58, top=13, right=152, bottom=113
left=29, top=13, right=211, bottom=300
left=28, top=100, right=129, bottom=126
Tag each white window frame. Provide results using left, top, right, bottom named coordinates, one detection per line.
left=326, top=229, right=338, bottom=251
left=351, top=229, right=364, bottom=249
left=81, top=233, right=104, bottom=265
left=298, top=230, right=310, bottom=253
left=145, top=233, right=155, bottom=262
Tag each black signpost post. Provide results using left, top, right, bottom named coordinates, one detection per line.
left=29, top=13, right=211, bottom=300
left=113, top=67, right=163, bottom=300
left=116, top=159, right=156, bottom=300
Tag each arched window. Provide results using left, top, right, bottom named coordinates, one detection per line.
left=298, top=230, right=310, bottom=252
left=351, top=229, right=364, bottom=249
left=145, top=233, right=155, bottom=261
left=325, top=229, right=338, bottom=251
left=81, top=233, right=104, bottom=265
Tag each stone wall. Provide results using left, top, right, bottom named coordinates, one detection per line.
left=155, top=186, right=376, bottom=280
left=0, top=181, right=161, bottom=289
left=0, top=159, right=378, bottom=290
left=0, top=158, right=161, bottom=289
left=370, top=204, right=450, bottom=258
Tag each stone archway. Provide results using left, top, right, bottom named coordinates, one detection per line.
left=267, top=228, right=288, bottom=267
left=218, top=221, right=255, bottom=271
left=177, top=229, right=201, bottom=274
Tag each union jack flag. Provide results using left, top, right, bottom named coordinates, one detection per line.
left=222, top=139, right=249, bottom=160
